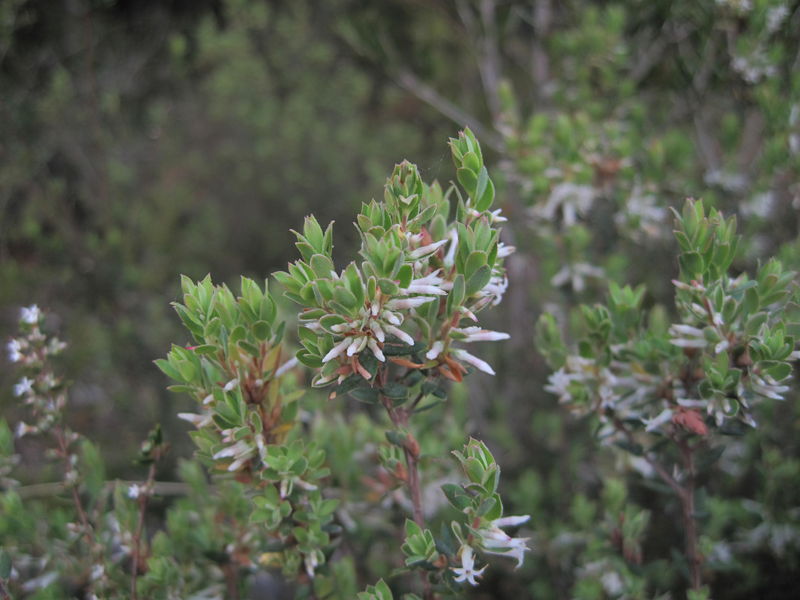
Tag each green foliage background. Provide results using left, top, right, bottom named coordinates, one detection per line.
left=2, top=0, right=799, bottom=598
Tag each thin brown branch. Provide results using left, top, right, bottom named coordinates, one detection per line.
left=16, top=479, right=192, bottom=500
left=130, top=462, right=157, bottom=600
left=614, top=418, right=704, bottom=589
left=0, top=578, right=10, bottom=600
left=678, top=440, right=703, bottom=590
left=379, top=392, right=433, bottom=600
left=394, top=69, right=503, bottom=152
left=53, top=427, right=94, bottom=545
left=613, top=419, right=684, bottom=497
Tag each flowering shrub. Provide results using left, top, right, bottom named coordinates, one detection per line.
left=537, top=198, right=799, bottom=594
left=2, top=131, right=531, bottom=599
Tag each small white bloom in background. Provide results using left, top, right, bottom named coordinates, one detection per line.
left=451, top=545, right=486, bottom=586
left=545, top=368, right=574, bottom=403
left=601, top=571, right=624, bottom=595
left=304, top=549, right=322, bottom=579
left=128, top=484, right=142, bottom=499
left=223, top=378, right=239, bottom=392
left=7, top=339, right=23, bottom=362
left=551, top=262, right=604, bottom=293
left=90, top=564, right=105, bottom=581
left=20, top=305, right=41, bottom=325
left=668, top=324, right=708, bottom=349
left=532, top=182, right=594, bottom=227
left=13, top=376, right=34, bottom=397
left=15, top=422, right=36, bottom=438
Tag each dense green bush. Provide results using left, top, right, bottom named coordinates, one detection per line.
left=2, top=1, right=799, bottom=598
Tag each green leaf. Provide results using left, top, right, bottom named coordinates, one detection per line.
left=0, top=549, right=11, bottom=579
left=466, top=264, right=492, bottom=297
left=456, top=167, right=478, bottom=195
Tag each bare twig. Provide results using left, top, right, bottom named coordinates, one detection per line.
left=53, top=426, right=94, bottom=546
left=394, top=69, right=503, bottom=152
left=379, top=392, right=433, bottom=600
left=16, top=479, right=193, bottom=500
left=678, top=439, right=702, bottom=590
left=130, top=461, right=158, bottom=600
left=613, top=418, right=703, bottom=589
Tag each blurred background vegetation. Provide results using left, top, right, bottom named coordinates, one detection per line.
left=2, top=0, right=799, bottom=598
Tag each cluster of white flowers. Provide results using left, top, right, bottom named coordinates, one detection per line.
left=530, top=182, right=595, bottom=228
left=551, top=262, right=605, bottom=293
left=309, top=236, right=513, bottom=384
left=451, top=515, right=531, bottom=586
left=614, top=185, right=669, bottom=241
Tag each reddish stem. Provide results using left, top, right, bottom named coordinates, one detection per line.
left=130, top=461, right=157, bottom=600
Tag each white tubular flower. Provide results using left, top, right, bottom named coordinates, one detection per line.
left=177, top=412, right=213, bottom=428
left=384, top=324, right=415, bottom=346
left=385, top=296, right=438, bottom=310
left=127, top=484, right=142, bottom=499
left=476, top=514, right=531, bottom=568
left=491, top=515, right=530, bottom=528
left=304, top=550, right=322, bottom=579
left=13, top=376, right=34, bottom=397
left=451, top=545, right=486, bottom=586
left=322, top=338, right=351, bottom=363
left=426, top=340, right=445, bottom=360
left=275, top=356, right=299, bottom=378
left=381, top=309, right=402, bottom=326
left=20, top=305, right=41, bottom=325
left=489, top=208, right=507, bottom=223
left=346, top=336, right=367, bottom=357
left=367, top=338, right=385, bottom=362
left=369, top=320, right=385, bottom=342
left=407, top=238, right=448, bottom=260
left=478, top=273, right=509, bottom=307
left=480, top=530, right=529, bottom=568
left=496, top=242, right=515, bottom=258
left=643, top=408, right=674, bottom=432
left=213, top=440, right=254, bottom=462
left=751, top=373, right=790, bottom=401
left=453, top=327, right=510, bottom=343
left=443, top=229, right=459, bottom=268
left=223, top=378, right=239, bottom=392
left=452, top=349, right=495, bottom=375
left=402, top=269, right=450, bottom=296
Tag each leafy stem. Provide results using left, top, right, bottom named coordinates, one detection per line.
left=612, top=418, right=703, bottom=589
